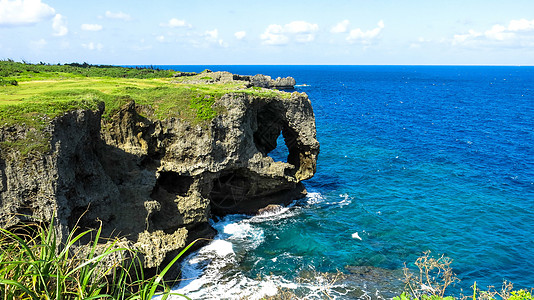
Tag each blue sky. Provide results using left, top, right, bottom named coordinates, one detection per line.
left=1, top=0, right=534, bottom=65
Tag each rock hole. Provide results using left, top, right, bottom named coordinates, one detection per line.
left=156, top=172, right=193, bottom=196
left=267, top=133, right=290, bottom=163
left=254, top=106, right=296, bottom=164
left=209, top=171, right=251, bottom=214
left=282, top=125, right=301, bottom=169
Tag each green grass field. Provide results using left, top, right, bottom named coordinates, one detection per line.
left=0, top=61, right=286, bottom=122
left=0, top=61, right=288, bottom=157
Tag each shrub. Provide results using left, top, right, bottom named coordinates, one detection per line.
left=396, top=252, right=533, bottom=300
left=398, top=250, right=459, bottom=300
left=467, top=281, right=534, bottom=300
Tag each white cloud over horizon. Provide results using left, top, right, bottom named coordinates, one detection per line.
left=0, top=0, right=55, bottom=26
left=331, top=20, right=350, bottom=33
left=31, top=37, right=46, bottom=48
left=346, top=20, right=385, bottom=44
left=161, top=18, right=192, bottom=28
left=261, top=21, right=319, bottom=45
left=81, top=23, right=103, bottom=31
left=204, top=29, right=227, bottom=47
left=82, top=42, right=103, bottom=51
left=105, top=11, right=131, bottom=21
left=234, top=31, right=246, bottom=40
left=453, top=18, right=534, bottom=48
left=52, top=13, right=67, bottom=36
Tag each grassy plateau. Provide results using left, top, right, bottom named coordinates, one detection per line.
left=0, top=61, right=285, bottom=157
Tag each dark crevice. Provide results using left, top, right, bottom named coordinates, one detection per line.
left=282, top=125, right=301, bottom=170
left=148, top=172, right=194, bottom=230
left=253, top=106, right=284, bottom=156
left=156, top=172, right=193, bottom=196
left=210, top=171, right=250, bottom=210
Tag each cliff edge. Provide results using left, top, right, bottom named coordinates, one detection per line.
left=0, top=69, right=319, bottom=274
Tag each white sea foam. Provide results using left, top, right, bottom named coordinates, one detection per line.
left=352, top=232, right=362, bottom=240
left=336, top=193, right=353, bottom=207
left=306, top=192, right=325, bottom=205
left=203, top=239, right=234, bottom=257
left=169, top=202, right=356, bottom=299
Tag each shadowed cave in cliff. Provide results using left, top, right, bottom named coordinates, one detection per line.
left=148, top=172, right=194, bottom=230
left=209, top=170, right=250, bottom=214
left=155, top=171, right=193, bottom=196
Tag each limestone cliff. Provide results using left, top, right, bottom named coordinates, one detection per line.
left=0, top=78, right=319, bottom=272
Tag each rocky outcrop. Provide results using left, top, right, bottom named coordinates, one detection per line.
left=0, top=84, right=319, bottom=273
left=249, top=74, right=296, bottom=89
left=181, top=71, right=297, bottom=89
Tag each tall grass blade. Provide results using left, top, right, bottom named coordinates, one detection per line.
left=0, top=279, right=39, bottom=300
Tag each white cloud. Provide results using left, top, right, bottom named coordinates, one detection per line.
left=346, top=20, right=385, bottom=44
left=204, top=29, right=227, bottom=47
left=261, top=24, right=288, bottom=45
left=508, top=19, right=534, bottom=31
left=105, top=11, right=131, bottom=21
left=82, top=42, right=103, bottom=51
left=161, top=18, right=192, bottom=28
left=81, top=23, right=102, bottom=31
left=331, top=20, right=350, bottom=33
left=234, top=31, right=246, bottom=40
left=484, top=24, right=512, bottom=41
left=0, top=0, right=55, bottom=26
left=452, top=19, right=534, bottom=47
left=132, top=39, right=152, bottom=51
left=452, top=29, right=481, bottom=44
left=261, top=21, right=319, bottom=45
left=31, top=38, right=46, bottom=48
left=156, top=35, right=165, bottom=42
left=52, top=13, right=67, bottom=36
left=205, top=29, right=218, bottom=39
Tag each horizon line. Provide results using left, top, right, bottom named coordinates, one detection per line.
left=120, top=63, right=533, bottom=67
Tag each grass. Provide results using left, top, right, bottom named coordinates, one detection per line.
left=0, top=217, right=196, bottom=300
left=0, top=60, right=176, bottom=80
left=0, top=61, right=291, bottom=157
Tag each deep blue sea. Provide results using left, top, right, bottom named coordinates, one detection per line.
left=150, top=65, right=533, bottom=299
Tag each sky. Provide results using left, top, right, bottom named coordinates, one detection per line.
left=1, top=0, right=534, bottom=65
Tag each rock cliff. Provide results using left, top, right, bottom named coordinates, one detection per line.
left=0, top=78, right=319, bottom=273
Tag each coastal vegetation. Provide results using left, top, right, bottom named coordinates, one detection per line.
left=0, top=218, right=194, bottom=299
left=2, top=221, right=532, bottom=300
left=395, top=251, right=533, bottom=300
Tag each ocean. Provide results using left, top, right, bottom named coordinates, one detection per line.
left=151, top=65, right=534, bottom=299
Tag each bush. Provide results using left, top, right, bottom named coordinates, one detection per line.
left=467, top=281, right=534, bottom=300
left=397, top=250, right=459, bottom=300
left=396, top=252, right=533, bottom=300
left=0, top=78, right=18, bottom=86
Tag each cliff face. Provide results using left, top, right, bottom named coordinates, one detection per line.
left=0, top=88, right=319, bottom=271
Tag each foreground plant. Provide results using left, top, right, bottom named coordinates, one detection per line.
left=398, top=250, right=458, bottom=300
left=0, top=218, right=194, bottom=299
left=466, top=281, right=534, bottom=300
left=396, top=252, right=533, bottom=300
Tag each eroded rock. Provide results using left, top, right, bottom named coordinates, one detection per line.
left=0, top=78, right=319, bottom=273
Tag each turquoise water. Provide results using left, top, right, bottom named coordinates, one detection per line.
left=155, top=66, right=533, bottom=299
